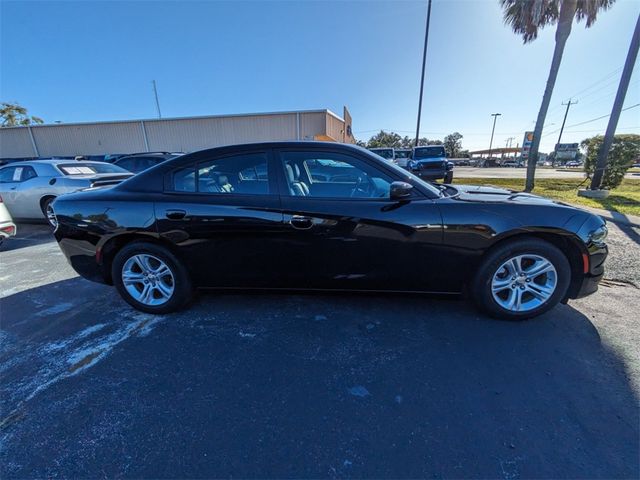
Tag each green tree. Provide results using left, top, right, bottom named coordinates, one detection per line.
left=367, top=130, right=403, bottom=148
left=581, top=133, right=639, bottom=189
left=501, top=0, right=615, bottom=191
left=0, top=102, right=44, bottom=127
left=443, top=132, right=464, bottom=157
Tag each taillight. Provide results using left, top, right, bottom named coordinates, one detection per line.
left=0, top=225, right=15, bottom=235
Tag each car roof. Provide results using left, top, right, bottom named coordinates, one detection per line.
left=1, top=159, right=108, bottom=168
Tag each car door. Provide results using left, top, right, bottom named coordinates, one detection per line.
left=155, top=148, right=287, bottom=288
left=273, top=148, right=446, bottom=292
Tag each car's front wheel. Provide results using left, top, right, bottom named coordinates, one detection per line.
left=471, top=238, right=571, bottom=320
left=112, top=242, right=194, bottom=314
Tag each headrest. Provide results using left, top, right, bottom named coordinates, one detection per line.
left=285, top=164, right=295, bottom=182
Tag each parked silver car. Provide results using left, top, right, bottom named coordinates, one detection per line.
left=0, top=159, right=132, bottom=226
left=0, top=194, right=17, bottom=245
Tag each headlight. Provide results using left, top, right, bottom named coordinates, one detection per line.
left=588, top=225, right=608, bottom=245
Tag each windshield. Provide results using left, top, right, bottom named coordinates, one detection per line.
left=395, top=150, right=410, bottom=158
left=58, top=162, right=130, bottom=175
left=371, top=149, right=393, bottom=159
left=414, top=146, right=446, bottom=159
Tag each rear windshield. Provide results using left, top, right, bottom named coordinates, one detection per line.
left=414, top=146, right=446, bottom=159
left=58, top=163, right=129, bottom=175
left=395, top=150, right=411, bottom=158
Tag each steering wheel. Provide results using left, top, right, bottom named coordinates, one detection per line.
left=350, top=175, right=374, bottom=198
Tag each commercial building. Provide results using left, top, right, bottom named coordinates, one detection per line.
left=0, top=107, right=355, bottom=159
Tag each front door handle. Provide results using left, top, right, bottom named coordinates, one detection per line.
left=165, top=209, right=187, bottom=220
left=289, top=215, right=314, bottom=230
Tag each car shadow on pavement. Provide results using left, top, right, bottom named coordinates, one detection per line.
left=0, top=223, right=54, bottom=252
left=0, top=279, right=638, bottom=479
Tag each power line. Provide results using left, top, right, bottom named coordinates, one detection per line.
left=542, top=103, right=640, bottom=137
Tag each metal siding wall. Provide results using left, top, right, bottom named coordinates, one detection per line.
left=0, top=110, right=345, bottom=158
left=326, top=114, right=344, bottom=142
left=143, top=114, right=298, bottom=152
left=31, top=122, right=146, bottom=156
left=299, top=112, right=327, bottom=140
left=0, top=128, right=35, bottom=157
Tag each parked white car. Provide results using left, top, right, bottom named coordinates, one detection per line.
left=0, top=194, right=17, bottom=245
left=0, top=159, right=132, bottom=226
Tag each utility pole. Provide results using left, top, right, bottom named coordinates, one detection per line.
left=590, top=13, right=640, bottom=191
left=414, top=0, right=432, bottom=147
left=487, top=113, right=501, bottom=163
left=152, top=80, right=162, bottom=119
left=556, top=99, right=577, bottom=147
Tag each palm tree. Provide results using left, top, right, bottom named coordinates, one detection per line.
left=0, top=102, right=44, bottom=127
left=501, top=0, right=615, bottom=191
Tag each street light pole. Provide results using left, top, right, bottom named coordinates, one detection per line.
left=414, top=0, right=432, bottom=147
left=152, top=80, right=162, bottom=119
left=487, top=113, right=501, bottom=163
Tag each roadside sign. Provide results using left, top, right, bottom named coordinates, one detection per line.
left=555, top=143, right=579, bottom=160
left=521, top=131, right=534, bottom=159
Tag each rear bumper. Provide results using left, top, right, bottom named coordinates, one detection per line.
left=0, top=221, right=17, bottom=239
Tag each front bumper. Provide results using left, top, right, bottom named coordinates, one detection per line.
left=570, top=243, right=608, bottom=299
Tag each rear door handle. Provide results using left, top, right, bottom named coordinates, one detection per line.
left=289, top=215, right=314, bottom=230
left=165, top=209, right=187, bottom=220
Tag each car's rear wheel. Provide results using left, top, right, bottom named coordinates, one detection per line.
left=471, top=238, right=571, bottom=320
left=112, top=242, right=194, bottom=314
left=41, top=197, right=57, bottom=228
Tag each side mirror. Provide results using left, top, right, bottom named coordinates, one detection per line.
left=390, top=181, right=413, bottom=200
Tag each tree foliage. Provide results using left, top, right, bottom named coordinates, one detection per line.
left=0, top=102, right=44, bottom=127
left=581, top=133, right=639, bottom=189
left=443, top=132, right=464, bottom=158
left=360, top=130, right=446, bottom=149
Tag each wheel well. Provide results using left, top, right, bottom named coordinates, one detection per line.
left=487, top=231, right=585, bottom=298
left=39, top=195, right=56, bottom=213
left=99, top=233, right=176, bottom=285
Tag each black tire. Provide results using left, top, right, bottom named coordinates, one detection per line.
left=470, top=238, right=571, bottom=320
left=444, top=171, right=453, bottom=184
left=41, top=196, right=57, bottom=228
left=112, top=241, right=194, bottom=314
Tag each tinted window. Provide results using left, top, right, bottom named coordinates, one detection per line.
left=395, top=150, right=411, bottom=159
left=115, top=158, right=138, bottom=172
left=198, top=153, right=270, bottom=194
left=171, top=152, right=271, bottom=195
left=21, top=166, right=37, bottom=181
left=371, top=149, right=394, bottom=159
left=281, top=151, right=393, bottom=199
left=414, top=146, right=446, bottom=159
left=0, top=167, right=17, bottom=183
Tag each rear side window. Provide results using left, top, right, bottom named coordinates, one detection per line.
left=171, top=152, right=271, bottom=195
left=0, top=167, right=17, bottom=182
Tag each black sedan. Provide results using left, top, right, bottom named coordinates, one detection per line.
left=52, top=142, right=608, bottom=320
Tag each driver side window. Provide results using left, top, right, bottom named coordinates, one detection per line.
left=279, top=151, right=393, bottom=199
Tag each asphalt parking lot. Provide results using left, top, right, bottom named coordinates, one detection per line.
left=1, top=223, right=638, bottom=478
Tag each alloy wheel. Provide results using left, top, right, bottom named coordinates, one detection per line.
left=491, top=254, right=557, bottom=312
left=122, top=254, right=175, bottom=306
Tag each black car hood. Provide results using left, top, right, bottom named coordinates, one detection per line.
left=452, top=184, right=571, bottom=208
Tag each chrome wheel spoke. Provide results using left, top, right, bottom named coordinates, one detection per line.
left=155, top=281, right=173, bottom=299
left=122, top=272, right=145, bottom=285
left=525, top=260, right=554, bottom=279
left=154, top=265, right=171, bottom=278
left=527, top=282, right=554, bottom=300
left=492, top=277, right=512, bottom=293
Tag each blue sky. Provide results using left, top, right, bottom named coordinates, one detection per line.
left=1, top=0, right=638, bottom=152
